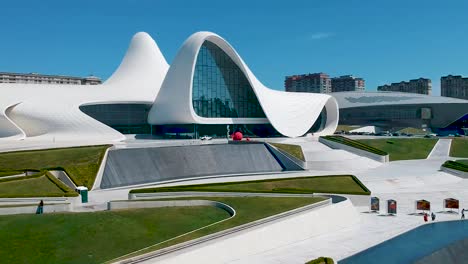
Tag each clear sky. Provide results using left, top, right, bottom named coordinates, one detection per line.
left=0, top=0, right=467, bottom=95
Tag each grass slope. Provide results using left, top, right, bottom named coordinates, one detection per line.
left=270, top=142, right=305, bottom=161
left=356, top=138, right=437, bottom=161
left=0, top=206, right=229, bottom=264
left=0, top=145, right=110, bottom=189
left=110, top=196, right=324, bottom=262
left=0, top=175, right=69, bottom=197
left=131, top=175, right=370, bottom=195
left=450, top=139, right=468, bottom=157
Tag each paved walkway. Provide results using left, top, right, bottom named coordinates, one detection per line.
left=427, top=139, right=452, bottom=159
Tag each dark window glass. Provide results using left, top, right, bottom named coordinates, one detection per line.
left=192, top=41, right=265, bottom=118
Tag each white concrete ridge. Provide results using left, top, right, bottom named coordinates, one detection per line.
left=0, top=32, right=338, bottom=141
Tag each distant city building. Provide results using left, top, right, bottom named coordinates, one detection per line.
left=441, top=75, right=468, bottom=100
left=285, top=72, right=331, bottom=93
left=377, top=78, right=432, bottom=95
left=0, top=72, right=101, bottom=85
left=331, top=75, right=365, bottom=92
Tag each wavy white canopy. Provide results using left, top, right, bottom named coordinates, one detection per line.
left=0, top=31, right=337, bottom=142
left=148, top=32, right=338, bottom=137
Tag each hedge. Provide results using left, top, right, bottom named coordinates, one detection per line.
left=442, top=160, right=468, bottom=172
left=321, top=135, right=388, bottom=156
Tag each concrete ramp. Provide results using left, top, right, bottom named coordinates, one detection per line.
left=100, top=144, right=283, bottom=189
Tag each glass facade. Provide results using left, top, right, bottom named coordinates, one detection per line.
left=79, top=103, right=152, bottom=134
left=192, top=41, right=266, bottom=118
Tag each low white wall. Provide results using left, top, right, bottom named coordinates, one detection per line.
left=441, top=166, right=468, bottom=178
left=0, top=203, right=70, bottom=215
left=319, top=137, right=389, bottom=163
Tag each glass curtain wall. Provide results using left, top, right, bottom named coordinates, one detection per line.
left=192, top=41, right=266, bottom=118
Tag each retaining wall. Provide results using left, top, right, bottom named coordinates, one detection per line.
left=319, top=137, right=389, bottom=163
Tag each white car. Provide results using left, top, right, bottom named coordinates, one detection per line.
left=200, top=135, right=212, bottom=140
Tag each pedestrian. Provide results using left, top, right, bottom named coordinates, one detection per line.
left=36, top=200, right=44, bottom=215
left=423, top=213, right=428, bottom=222
left=462, top=209, right=465, bottom=220
left=431, top=212, right=436, bottom=221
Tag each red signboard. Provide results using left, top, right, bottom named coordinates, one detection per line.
left=444, top=198, right=459, bottom=209
left=416, top=200, right=430, bottom=211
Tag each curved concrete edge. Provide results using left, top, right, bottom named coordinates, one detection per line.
left=264, top=143, right=306, bottom=170
left=319, top=137, right=389, bottom=163
left=113, top=197, right=333, bottom=264
left=441, top=166, right=468, bottom=178
left=92, top=145, right=113, bottom=190
left=107, top=199, right=236, bottom=217
left=315, top=193, right=370, bottom=207
left=118, top=197, right=358, bottom=264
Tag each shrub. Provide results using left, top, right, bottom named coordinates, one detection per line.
left=305, top=257, right=334, bottom=264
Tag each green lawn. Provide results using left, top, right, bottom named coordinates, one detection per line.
left=130, top=175, right=370, bottom=195
left=0, top=174, right=76, bottom=197
left=109, top=196, right=324, bottom=262
left=0, top=206, right=230, bottom=264
left=321, top=136, right=388, bottom=156
left=269, top=142, right=305, bottom=161
left=0, top=145, right=110, bottom=189
left=450, top=139, right=468, bottom=157
left=356, top=138, right=438, bottom=161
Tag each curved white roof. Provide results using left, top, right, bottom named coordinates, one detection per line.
left=0, top=31, right=337, bottom=142
left=0, top=32, right=168, bottom=142
left=331, top=91, right=468, bottom=109
left=148, top=32, right=338, bottom=138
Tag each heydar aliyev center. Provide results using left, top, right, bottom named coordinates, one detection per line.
left=0, top=32, right=338, bottom=142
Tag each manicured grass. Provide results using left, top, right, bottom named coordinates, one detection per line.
left=0, top=206, right=230, bottom=264
left=270, top=142, right=305, bottom=161
left=321, top=136, right=388, bottom=156
left=110, top=196, right=324, bottom=262
left=450, top=139, right=468, bottom=157
left=356, top=138, right=437, bottom=161
left=397, top=127, right=426, bottom=135
left=0, top=173, right=77, bottom=197
left=0, top=145, right=110, bottom=189
left=130, top=175, right=370, bottom=195
left=443, top=160, right=468, bottom=172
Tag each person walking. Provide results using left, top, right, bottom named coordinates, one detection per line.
left=462, top=209, right=465, bottom=220
left=423, top=213, right=428, bottom=222
left=431, top=212, right=436, bottom=221
left=36, top=200, right=44, bottom=215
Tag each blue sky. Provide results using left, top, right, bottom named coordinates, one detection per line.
left=0, top=0, right=467, bottom=95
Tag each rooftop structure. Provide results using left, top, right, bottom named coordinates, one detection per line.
left=441, top=75, right=468, bottom=100
left=377, top=78, right=432, bottom=95
left=0, top=72, right=101, bottom=85
left=285, top=73, right=331, bottom=93
left=331, top=75, right=365, bottom=92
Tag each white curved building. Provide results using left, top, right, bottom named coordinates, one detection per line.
left=0, top=32, right=338, bottom=142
